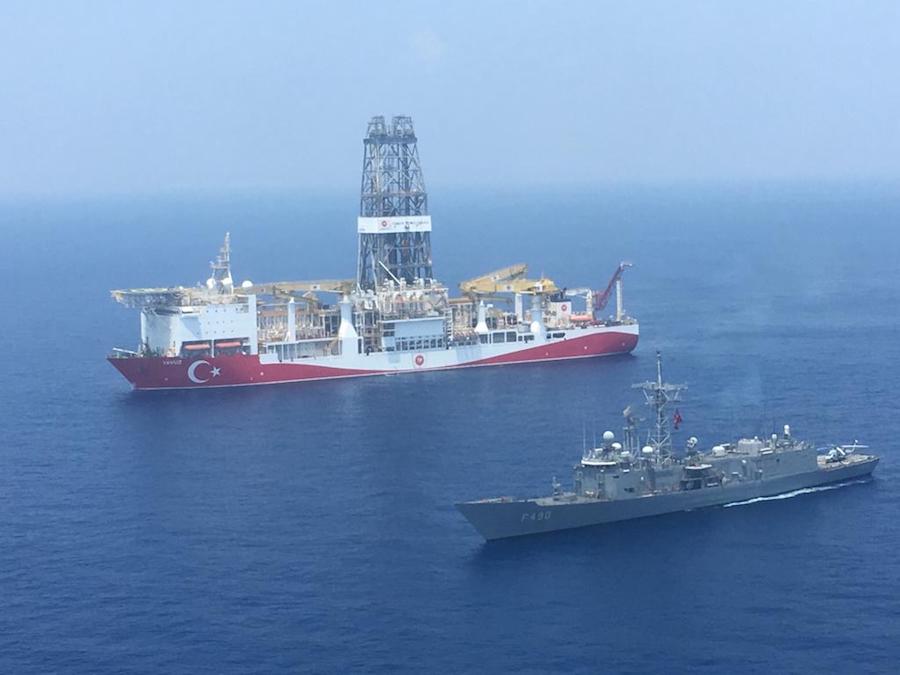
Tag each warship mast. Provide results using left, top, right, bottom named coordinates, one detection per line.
left=633, top=352, right=687, bottom=457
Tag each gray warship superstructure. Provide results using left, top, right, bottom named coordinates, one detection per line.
left=457, top=353, right=879, bottom=540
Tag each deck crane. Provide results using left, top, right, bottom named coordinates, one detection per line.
left=458, top=264, right=558, bottom=297
left=241, top=279, right=355, bottom=296
left=594, top=262, right=632, bottom=321
left=561, top=262, right=632, bottom=322
left=459, top=263, right=561, bottom=326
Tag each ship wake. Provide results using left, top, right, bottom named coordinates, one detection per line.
left=722, top=478, right=872, bottom=508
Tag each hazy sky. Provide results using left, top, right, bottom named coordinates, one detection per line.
left=1, top=1, right=899, bottom=196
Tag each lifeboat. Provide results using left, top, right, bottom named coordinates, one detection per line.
left=215, top=340, right=243, bottom=348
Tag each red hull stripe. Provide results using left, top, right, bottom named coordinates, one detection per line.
left=109, top=330, right=638, bottom=390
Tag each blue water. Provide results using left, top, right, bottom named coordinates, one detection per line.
left=1, top=184, right=899, bottom=673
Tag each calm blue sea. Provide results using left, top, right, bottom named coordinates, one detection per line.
left=1, top=184, right=898, bottom=673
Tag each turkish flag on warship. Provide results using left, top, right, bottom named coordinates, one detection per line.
left=673, top=408, right=683, bottom=430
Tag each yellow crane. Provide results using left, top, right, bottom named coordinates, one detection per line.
left=240, top=279, right=355, bottom=296
left=459, top=264, right=558, bottom=297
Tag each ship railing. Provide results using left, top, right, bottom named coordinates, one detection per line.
left=378, top=310, right=445, bottom=321
left=110, top=347, right=140, bottom=358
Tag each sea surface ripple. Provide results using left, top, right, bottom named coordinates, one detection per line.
left=1, top=184, right=898, bottom=673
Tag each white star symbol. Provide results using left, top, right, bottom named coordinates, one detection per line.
left=211, top=367, right=221, bottom=377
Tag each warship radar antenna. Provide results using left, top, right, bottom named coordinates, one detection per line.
left=632, top=352, right=687, bottom=456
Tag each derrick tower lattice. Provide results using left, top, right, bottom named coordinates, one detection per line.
left=357, top=115, right=432, bottom=290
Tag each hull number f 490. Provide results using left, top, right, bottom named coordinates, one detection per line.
left=521, top=511, right=552, bottom=523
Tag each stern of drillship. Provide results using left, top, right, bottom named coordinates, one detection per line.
left=470, top=322, right=639, bottom=368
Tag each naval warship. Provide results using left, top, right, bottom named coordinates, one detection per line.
left=457, top=353, right=879, bottom=540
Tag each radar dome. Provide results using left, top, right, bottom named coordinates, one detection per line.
left=611, top=442, right=622, bottom=451
left=602, top=431, right=615, bottom=442
left=241, top=280, right=253, bottom=289
left=205, top=277, right=215, bottom=289
left=642, top=446, right=654, bottom=455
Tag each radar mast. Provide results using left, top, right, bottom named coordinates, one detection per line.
left=209, top=232, right=233, bottom=295
left=632, top=351, right=687, bottom=456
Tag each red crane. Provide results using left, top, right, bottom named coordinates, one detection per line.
left=593, top=262, right=633, bottom=313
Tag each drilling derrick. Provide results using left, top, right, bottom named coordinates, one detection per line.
left=357, top=115, right=433, bottom=290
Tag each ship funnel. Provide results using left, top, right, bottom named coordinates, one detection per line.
left=474, top=301, right=489, bottom=334
left=287, top=297, right=297, bottom=342
left=338, top=295, right=359, bottom=355
left=529, top=293, right=545, bottom=341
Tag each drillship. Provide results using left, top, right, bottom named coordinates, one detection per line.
left=457, top=353, right=879, bottom=540
left=108, top=116, right=639, bottom=390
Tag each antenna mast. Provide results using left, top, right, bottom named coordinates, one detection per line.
left=632, top=351, right=687, bottom=456
left=209, top=232, right=233, bottom=295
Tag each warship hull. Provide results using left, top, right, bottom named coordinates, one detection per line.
left=457, top=456, right=878, bottom=541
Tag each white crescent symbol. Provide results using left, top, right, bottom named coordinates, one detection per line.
left=187, top=360, right=211, bottom=384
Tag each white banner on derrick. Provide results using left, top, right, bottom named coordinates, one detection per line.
left=357, top=216, right=432, bottom=234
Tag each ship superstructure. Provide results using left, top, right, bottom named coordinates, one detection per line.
left=108, top=116, right=639, bottom=390
left=457, top=353, right=879, bottom=540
